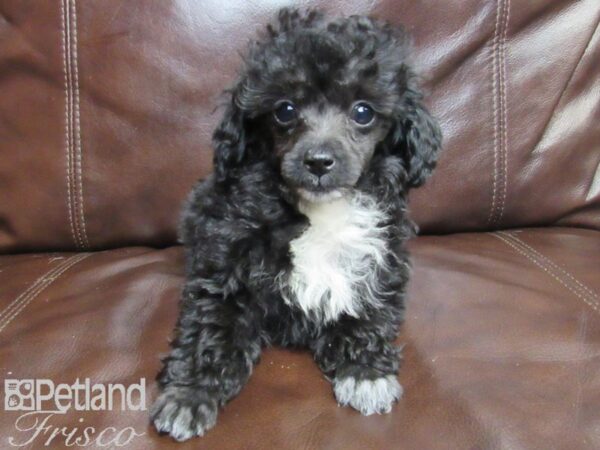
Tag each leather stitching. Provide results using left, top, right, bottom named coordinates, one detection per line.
left=71, top=0, right=89, bottom=248
left=0, top=254, right=91, bottom=334
left=493, top=233, right=599, bottom=314
left=0, top=262, right=67, bottom=324
left=487, top=0, right=502, bottom=226
left=501, top=231, right=599, bottom=302
left=488, top=0, right=510, bottom=227
left=61, top=0, right=80, bottom=248
left=0, top=256, right=85, bottom=324
left=0, top=261, right=64, bottom=321
left=497, top=0, right=510, bottom=224
left=61, top=0, right=88, bottom=249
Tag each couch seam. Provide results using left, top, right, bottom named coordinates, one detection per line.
left=492, top=233, right=599, bottom=315
left=497, top=0, right=510, bottom=225
left=0, top=261, right=65, bottom=321
left=61, top=0, right=89, bottom=249
left=488, top=0, right=510, bottom=228
left=487, top=0, right=501, bottom=227
left=500, top=231, right=599, bottom=301
left=61, top=0, right=80, bottom=248
left=0, top=254, right=91, bottom=334
left=71, top=0, right=90, bottom=249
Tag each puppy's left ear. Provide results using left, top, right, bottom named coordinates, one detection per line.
left=212, top=98, right=247, bottom=182
left=388, top=87, right=442, bottom=188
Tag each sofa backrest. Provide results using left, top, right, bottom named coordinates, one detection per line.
left=1, top=0, right=598, bottom=253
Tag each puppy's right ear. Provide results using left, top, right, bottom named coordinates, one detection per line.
left=384, top=84, right=442, bottom=189
left=212, top=99, right=246, bottom=182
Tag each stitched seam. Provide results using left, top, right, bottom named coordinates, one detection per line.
left=0, top=254, right=90, bottom=334
left=64, top=0, right=84, bottom=248
left=0, top=261, right=73, bottom=327
left=0, top=259, right=70, bottom=320
left=67, top=0, right=84, bottom=248
left=492, top=233, right=599, bottom=314
left=496, top=0, right=510, bottom=224
left=488, top=0, right=510, bottom=226
left=71, top=0, right=89, bottom=248
left=0, top=255, right=89, bottom=333
left=499, top=232, right=600, bottom=310
left=487, top=0, right=502, bottom=226
left=61, top=0, right=81, bottom=248
left=500, top=231, right=599, bottom=301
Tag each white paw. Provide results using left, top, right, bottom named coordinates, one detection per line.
left=151, top=388, right=218, bottom=441
left=333, top=375, right=403, bottom=415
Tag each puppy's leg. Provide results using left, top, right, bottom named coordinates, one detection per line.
left=312, top=316, right=403, bottom=416
left=151, top=285, right=262, bottom=441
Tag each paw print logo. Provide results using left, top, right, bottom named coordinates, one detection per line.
left=4, top=379, right=35, bottom=411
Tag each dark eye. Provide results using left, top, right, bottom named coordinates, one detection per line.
left=274, top=101, right=298, bottom=125
left=350, top=102, right=375, bottom=126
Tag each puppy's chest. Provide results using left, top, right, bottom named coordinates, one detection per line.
left=279, top=196, right=388, bottom=322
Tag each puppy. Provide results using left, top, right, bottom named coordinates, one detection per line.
left=152, top=8, right=441, bottom=441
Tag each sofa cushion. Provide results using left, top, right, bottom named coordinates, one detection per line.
left=1, top=227, right=598, bottom=449
left=1, top=0, right=599, bottom=252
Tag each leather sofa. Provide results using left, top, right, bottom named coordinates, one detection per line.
left=1, top=1, right=599, bottom=448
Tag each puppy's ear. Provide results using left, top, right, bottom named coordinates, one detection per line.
left=212, top=99, right=247, bottom=182
left=388, top=86, right=442, bottom=188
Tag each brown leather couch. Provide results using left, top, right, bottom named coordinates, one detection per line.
left=1, top=1, right=599, bottom=449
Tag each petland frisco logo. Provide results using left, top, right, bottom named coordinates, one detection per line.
left=4, top=378, right=146, bottom=447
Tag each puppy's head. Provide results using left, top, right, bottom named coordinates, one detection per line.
left=213, top=9, right=441, bottom=202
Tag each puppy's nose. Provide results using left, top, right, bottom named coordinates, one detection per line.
left=304, top=149, right=335, bottom=177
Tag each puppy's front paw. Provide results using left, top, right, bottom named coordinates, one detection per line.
left=151, top=386, right=218, bottom=441
left=333, top=374, right=403, bottom=415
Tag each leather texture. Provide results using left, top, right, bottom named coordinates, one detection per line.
left=0, top=228, right=599, bottom=449
left=1, top=0, right=599, bottom=252
left=1, top=1, right=599, bottom=449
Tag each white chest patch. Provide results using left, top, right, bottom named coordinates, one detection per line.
left=279, top=194, right=389, bottom=322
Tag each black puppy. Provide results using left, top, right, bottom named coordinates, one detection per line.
left=152, top=8, right=441, bottom=441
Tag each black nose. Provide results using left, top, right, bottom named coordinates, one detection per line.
left=304, top=150, right=335, bottom=177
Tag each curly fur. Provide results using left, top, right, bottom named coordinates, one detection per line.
left=152, top=8, right=441, bottom=441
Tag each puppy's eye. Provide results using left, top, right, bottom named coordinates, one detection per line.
left=274, top=101, right=298, bottom=125
left=350, top=102, right=375, bottom=126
